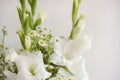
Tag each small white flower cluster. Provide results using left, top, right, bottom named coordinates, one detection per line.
left=17, top=27, right=53, bottom=51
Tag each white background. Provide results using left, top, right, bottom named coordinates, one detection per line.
left=0, top=0, right=120, bottom=80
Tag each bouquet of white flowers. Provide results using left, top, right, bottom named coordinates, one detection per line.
left=0, top=0, right=92, bottom=80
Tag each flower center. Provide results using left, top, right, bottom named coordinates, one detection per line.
left=40, top=41, right=44, bottom=45
left=58, top=77, right=62, bottom=80
left=30, top=32, right=34, bottom=35
left=68, top=77, right=73, bottom=80
left=29, top=66, right=36, bottom=76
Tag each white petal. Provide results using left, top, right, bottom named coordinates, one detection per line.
left=62, top=35, right=92, bottom=60
left=4, top=70, right=16, bottom=80
left=6, top=49, right=18, bottom=61
left=69, top=56, right=89, bottom=80
left=49, top=53, right=62, bottom=64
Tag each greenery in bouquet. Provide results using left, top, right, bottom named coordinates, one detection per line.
left=0, top=0, right=92, bottom=80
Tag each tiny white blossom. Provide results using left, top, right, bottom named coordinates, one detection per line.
left=28, top=30, right=38, bottom=37
left=38, top=40, right=46, bottom=47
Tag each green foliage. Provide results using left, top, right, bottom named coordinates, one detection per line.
left=6, top=62, right=18, bottom=74
left=34, top=18, right=42, bottom=29
left=17, top=0, right=42, bottom=49
left=28, top=0, right=37, bottom=16
left=0, top=53, right=6, bottom=80
left=17, top=8, right=24, bottom=26
left=19, top=0, right=26, bottom=12
left=31, top=0, right=37, bottom=16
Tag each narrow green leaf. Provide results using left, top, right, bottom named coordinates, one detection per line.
left=19, top=0, right=26, bottom=12
left=28, top=0, right=32, bottom=5
left=34, top=18, right=42, bottom=29
left=17, top=8, right=24, bottom=26
left=72, top=0, right=77, bottom=25
left=60, top=66, right=74, bottom=75
left=29, top=14, right=34, bottom=29
left=31, top=0, right=37, bottom=16
left=17, top=30, right=25, bottom=49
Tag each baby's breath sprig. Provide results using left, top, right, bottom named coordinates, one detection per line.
left=70, top=0, right=86, bottom=39
left=0, top=26, right=8, bottom=80
left=2, top=26, right=8, bottom=53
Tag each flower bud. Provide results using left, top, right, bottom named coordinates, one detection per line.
left=38, top=12, right=47, bottom=21
left=70, top=14, right=86, bottom=39
left=25, top=36, right=31, bottom=50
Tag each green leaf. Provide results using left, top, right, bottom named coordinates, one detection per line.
left=17, top=29, right=25, bottom=49
left=31, top=0, right=37, bottom=16
left=49, top=63, right=73, bottom=76
left=34, top=18, right=42, bottom=29
left=72, top=0, right=77, bottom=25
left=17, top=8, right=24, bottom=26
left=60, top=66, right=73, bottom=75
left=28, top=0, right=32, bottom=5
left=19, top=0, right=26, bottom=12
left=29, top=14, right=34, bottom=29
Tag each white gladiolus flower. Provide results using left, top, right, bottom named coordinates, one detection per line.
left=57, top=56, right=89, bottom=80
left=4, top=49, right=51, bottom=80
left=50, top=35, right=92, bottom=63
left=25, top=36, right=31, bottom=50
left=63, top=35, right=92, bottom=60
left=49, top=35, right=92, bottom=80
